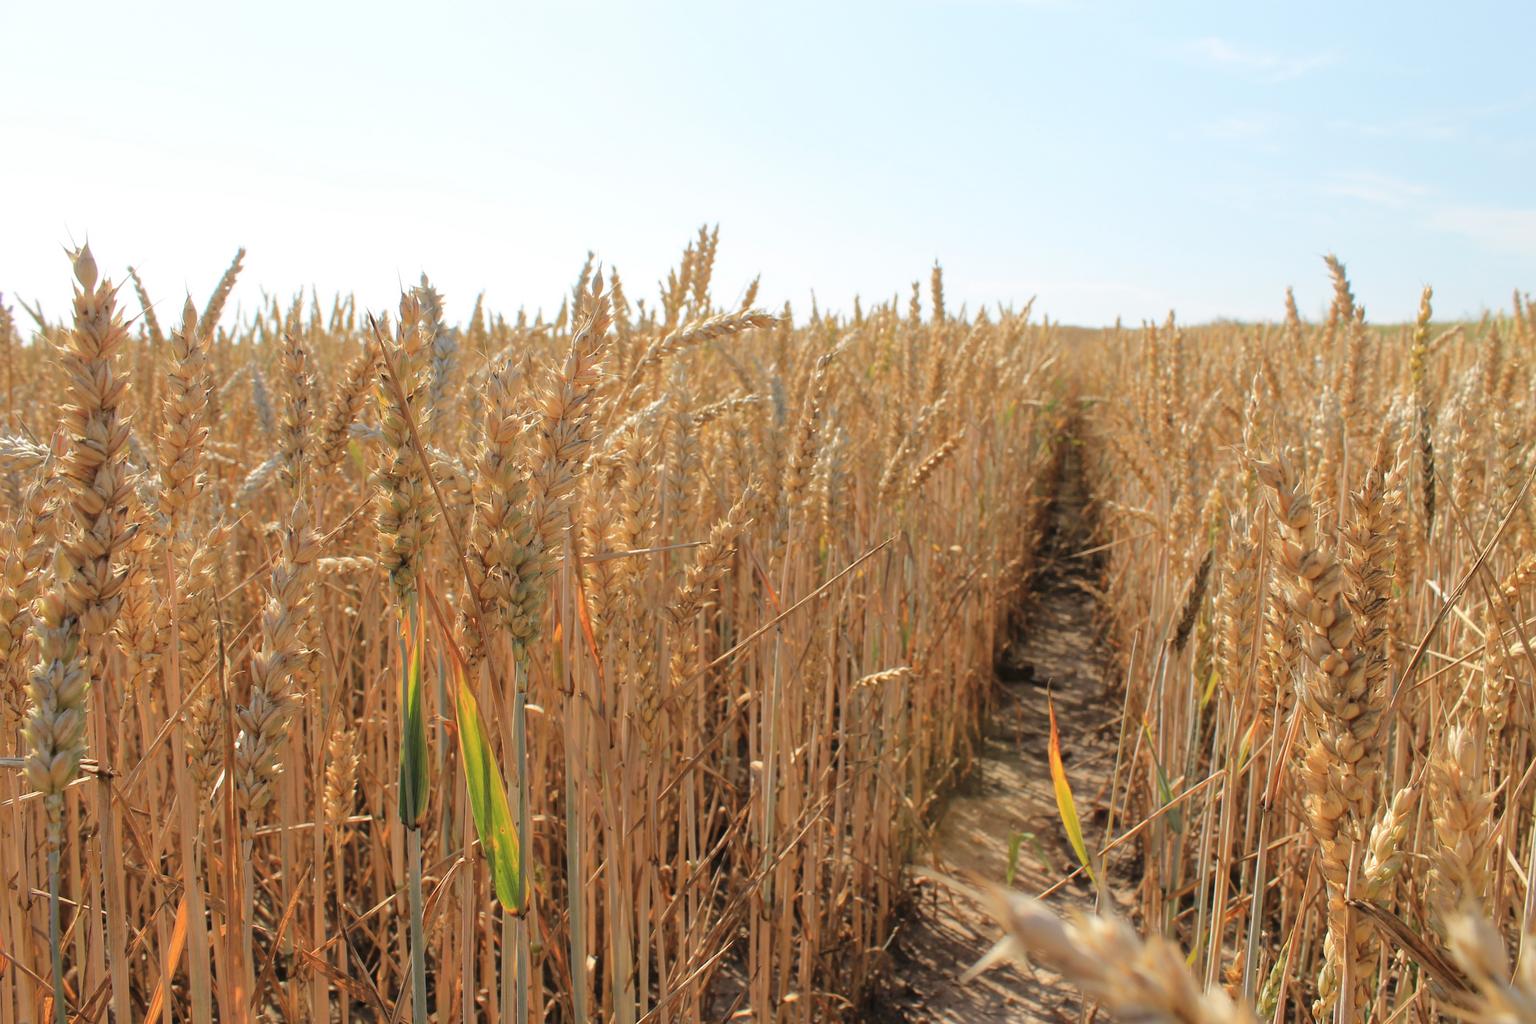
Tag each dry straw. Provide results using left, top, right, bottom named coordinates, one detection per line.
left=25, top=235, right=1531, bottom=1024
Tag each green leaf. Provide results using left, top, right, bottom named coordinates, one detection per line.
left=450, top=655, right=524, bottom=912
left=1140, top=718, right=1181, bottom=834
left=1005, top=832, right=1043, bottom=886
left=397, top=604, right=430, bottom=829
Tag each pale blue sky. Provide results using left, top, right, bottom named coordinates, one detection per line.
left=3, top=1, right=1533, bottom=326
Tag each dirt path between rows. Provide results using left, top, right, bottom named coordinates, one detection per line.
left=862, top=437, right=1136, bottom=1022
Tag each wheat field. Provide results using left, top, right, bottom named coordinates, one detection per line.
left=1024, top=266, right=1536, bottom=1024
left=2, top=237, right=1534, bottom=1023
left=0, top=234, right=1067, bottom=1022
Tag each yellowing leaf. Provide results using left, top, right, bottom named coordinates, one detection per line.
left=448, top=652, right=524, bottom=913
left=1048, top=695, right=1096, bottom=883
left=1237, top=718, right=1258, bottom=772
left=1200, top=666, right=1220, bottom=710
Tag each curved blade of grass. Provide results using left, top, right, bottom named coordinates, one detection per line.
left=1047, top=694, right=1096, bottom=883
left=447, top=650, right=523, bottom=912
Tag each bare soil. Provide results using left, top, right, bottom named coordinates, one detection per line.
left=859, top=442, right=1135, bottom=1023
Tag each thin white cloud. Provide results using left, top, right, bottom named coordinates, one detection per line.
left=1330, top=95, right=1536, bottom=145
left=1188, top=36, right=1336, bottom=82
left=1324, top=173, right=1536, bottom=258
left=1330, top=115, right=1462, bottom=144
left=1323, top=172, right=1432, bottom=208
left=1188, top=115, right=1290, bottom=155
left=1426, top=205, right=1536, bottom=257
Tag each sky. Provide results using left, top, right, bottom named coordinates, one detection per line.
left=2, top=1, right=1533, bottom=328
